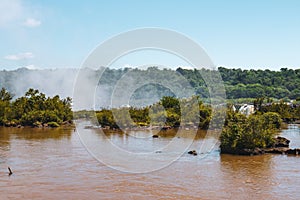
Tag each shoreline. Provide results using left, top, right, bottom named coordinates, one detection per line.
left=220, top=147, right=300, bottom=156
left=0, top=121, right=74, bottom=129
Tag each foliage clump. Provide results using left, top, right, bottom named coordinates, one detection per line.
left=96, top=96, right=212, bottom=129
left=0, top=88, right=72, bottom=127
left=220, top=110, right=282, bottom=153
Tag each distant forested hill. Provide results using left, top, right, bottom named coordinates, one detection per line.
left=0, top=67, right=299, bottom=108
left=219, top=67, right=300, bottom=99
left=177, top=67, right=300, bottom=100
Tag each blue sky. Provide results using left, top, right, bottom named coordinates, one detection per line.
left=0, top=0, right=300, bottom=70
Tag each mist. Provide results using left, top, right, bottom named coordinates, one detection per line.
left=0, top=67, right=200, bottom=110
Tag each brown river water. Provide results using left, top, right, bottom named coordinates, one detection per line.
left=0, top=121, right=300, bottom=200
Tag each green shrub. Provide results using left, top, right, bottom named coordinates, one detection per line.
left=47, top=121, right=60, bottom=127
left=220, top=112, right=278, bottom=152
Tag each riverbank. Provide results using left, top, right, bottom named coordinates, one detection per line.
left=2, top=121, right=74, bottom=128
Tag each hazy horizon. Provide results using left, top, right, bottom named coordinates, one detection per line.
left=0, top=65, right=298, bottom=72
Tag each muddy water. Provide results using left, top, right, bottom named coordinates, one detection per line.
left=0, top=123, right=300, bottom=199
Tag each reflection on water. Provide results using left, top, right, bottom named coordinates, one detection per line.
left=0, top=122, right=300, bottom=199
left=0, top=126, right=72, bottom=142
left=101, top=127, right=217, bottom=140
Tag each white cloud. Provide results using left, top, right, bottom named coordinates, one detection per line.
left=0, top=0, right=23, bottom=27
left=4, top=52, right=34, bottom=60
left=23, top=18, right=41, bottom=27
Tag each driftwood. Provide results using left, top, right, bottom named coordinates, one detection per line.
left=8, top=167, right=13, bottom=176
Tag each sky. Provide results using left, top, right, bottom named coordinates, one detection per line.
left=0, top=0, right=300, bottom=70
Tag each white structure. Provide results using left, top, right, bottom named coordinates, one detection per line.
left=239, top=104, right=255, bottom=116
left=232, top=105, right=237, bottom=112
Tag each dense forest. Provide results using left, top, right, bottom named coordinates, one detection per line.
left=0, top=67, right=299, bottom=108
left=178, top=67, right=300, bottom=100
left=100, top=67, right=300, bottom=103
left=0, top=88, right=73, bottom=127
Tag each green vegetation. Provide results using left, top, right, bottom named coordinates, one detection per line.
left=220, top=110, right=282, bottom=153
left=254, top=97, right=300, bottom=122
left=1, top=66, right=297, bottom=151
left=96, top=96, right=212, bottom=129
left=220, top=97, right=300, bottom=154
left=219, top=67, right=300, bottom=99
left=100, top=67, right=300, bottom=101
left=47, top=121, right=60, bottom=127
left=73, top=110, right=95, bottom=119
left=0, top=67, right=299, bottom=107
left=0, top=88, right=72, bottom=127
left=94, top=94, right=299, bottom=155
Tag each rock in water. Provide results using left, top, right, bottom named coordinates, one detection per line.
left=188, top=150, right=198, bottom=156
left=274, top=136, right=290, bottom=148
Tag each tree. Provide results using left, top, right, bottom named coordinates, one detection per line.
left=220, top=112, right=279, bottom=154
left=0, top=88, right=13, bottom=125
left=0, top=88, right=73, bottom=127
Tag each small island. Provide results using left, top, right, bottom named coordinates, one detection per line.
left=220, top=109, right=298, bottom=155
left=0, top=88, right=73, bottom=128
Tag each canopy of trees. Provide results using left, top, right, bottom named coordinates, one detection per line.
left=253, top=97, right=300, bottom=122
left=0, top=88, right=73, bottom=127
left=99, top=67, right=300, bottom=101
left=215, top=67, right=299, bottom=99
left=220, top=109, right=282, bottom=153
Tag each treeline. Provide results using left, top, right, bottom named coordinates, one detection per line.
left=0, top=88, right=73, bottom=127
left=96, top=96, right=212, bottom=129
left=100, top=67, right=300, bottom=100
left=177, top=67, right=300, bottom=100
left=254, top=97, right=300, bottom=122
left=0, top=67, right=299, bottom=107
left=96, top=67, right=300, bottom=102
left=95, top=95, right=300, bottom=130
